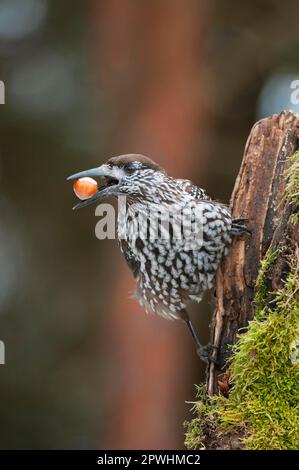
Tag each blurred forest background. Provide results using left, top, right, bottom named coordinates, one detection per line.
left=0, top=0, right=299, bottom=450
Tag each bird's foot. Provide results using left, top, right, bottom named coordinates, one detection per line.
left=196, top=343, right=219, bottom=364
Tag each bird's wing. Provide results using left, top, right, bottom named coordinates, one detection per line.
left=190, top=184, right=211, bottom=201
left=119, top=239, right=140, bottom=278
left=176, top=179, right=212, bottom=201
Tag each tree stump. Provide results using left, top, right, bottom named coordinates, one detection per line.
left=207, top=110, right=299, bottom=395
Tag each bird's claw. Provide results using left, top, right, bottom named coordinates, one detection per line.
left=196, top=343, right=219, bottom=364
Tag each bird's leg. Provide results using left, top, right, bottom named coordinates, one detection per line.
left=185, top=319, right=218, bottom=364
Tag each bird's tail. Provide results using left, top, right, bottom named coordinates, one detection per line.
left=231, top=218, right=251, bottom=236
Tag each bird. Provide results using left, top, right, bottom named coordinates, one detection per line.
left=67, top=154, right=248, bottom=363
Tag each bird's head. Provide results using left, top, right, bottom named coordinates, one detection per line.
left=67, top=154, right=165, bottom=209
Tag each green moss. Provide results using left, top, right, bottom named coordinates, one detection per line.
left=184, top=385, right=222, bottom=450
left=224, top=266, right=299, bottom=449
left=285, top=150, right=299, bottom=224
left=254, top=248, right=279, bottom=312
left=185, top=151, right=299, bottom=450
left=185, top=254, right=299, bottom=449
left=184, top=385, right=248, bottom=449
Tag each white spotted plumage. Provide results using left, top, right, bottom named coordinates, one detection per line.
left=117, top=162, right=236, bottom=320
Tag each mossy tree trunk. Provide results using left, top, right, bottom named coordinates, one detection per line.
left=184, top=111, right=298, bottom=450
left=208, top=111, right=299, bottom=395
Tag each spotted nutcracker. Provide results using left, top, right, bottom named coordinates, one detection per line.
left=68, top=154, right=247, bottom=363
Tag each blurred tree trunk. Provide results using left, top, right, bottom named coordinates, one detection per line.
left=207, top=111, right=299, bottom=396
left=90, top=0, right=211, bottom=449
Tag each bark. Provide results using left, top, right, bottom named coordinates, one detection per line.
left=207, top=110, right=299, bottom=396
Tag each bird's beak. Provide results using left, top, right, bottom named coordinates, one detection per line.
left=67, top=165, right=120, bottom=209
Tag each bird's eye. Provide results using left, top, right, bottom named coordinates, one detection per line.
left=106, top=162, right=113, bottom=169
left=125, top=164, right=137, bottom=175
